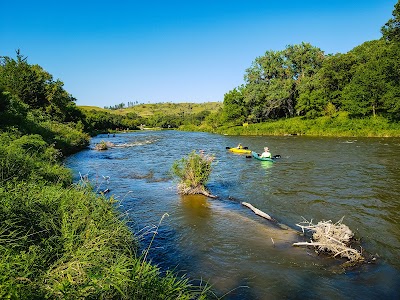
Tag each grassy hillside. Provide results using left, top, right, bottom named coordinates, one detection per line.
left=79, top=105, right=108, bottom=112
left=80, top=102, right=222, bottom=117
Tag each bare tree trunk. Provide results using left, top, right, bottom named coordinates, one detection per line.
left=241, top=202, right=274, bottom=221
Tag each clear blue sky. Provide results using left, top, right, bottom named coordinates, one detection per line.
left=1, top=0, right=397, bottom=107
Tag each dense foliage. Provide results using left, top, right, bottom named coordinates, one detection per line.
left=222, top=2, right=400, bottom=124
left=0, top=51, right=84, bottom=124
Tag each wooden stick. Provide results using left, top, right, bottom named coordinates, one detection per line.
left=293, top=242, right=329, bottom=247
left=241, top=202, right=273, bottom=221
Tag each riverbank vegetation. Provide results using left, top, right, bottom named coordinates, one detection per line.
left=0, top=54, right=209, bottom=298
left=211, top=113, right=400, bottom=137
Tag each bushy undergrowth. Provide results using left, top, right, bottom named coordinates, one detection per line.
left=37, top=120, right=90, bottom=155
left=0, top=133, right=72, bottom=185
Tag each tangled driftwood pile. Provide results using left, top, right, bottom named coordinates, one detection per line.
left=240, top=203, right=364, bottom=263
left=293, top=217, right=364, bottom=262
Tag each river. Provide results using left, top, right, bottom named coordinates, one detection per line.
left=66, top=130, right=400, bottom=299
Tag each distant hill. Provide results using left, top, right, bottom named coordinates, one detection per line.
left=79, top=102, right=222, bottom=117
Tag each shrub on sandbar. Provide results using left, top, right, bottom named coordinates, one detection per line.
left=171, top=150, right=215, bottom=196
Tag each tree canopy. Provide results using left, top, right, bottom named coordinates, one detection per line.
left=223, top=0, right=400, bottom=123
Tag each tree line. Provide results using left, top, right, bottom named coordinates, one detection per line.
left=0, top=52, right=212, bottom=134
left=222, top=1, right=400, bottom=125
left=2, top=2, right=399, bottom=135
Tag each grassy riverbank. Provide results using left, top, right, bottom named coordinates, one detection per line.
left=180, top=114, right=400, bottom=137
left=0, top=54, right=210, bottom=298
left=0, top=132, right=209, bottom=299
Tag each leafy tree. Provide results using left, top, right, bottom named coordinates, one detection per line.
left=241, top=42, right=325, bottom=121
left=204, top=110, right=224, bottom=129
left=222, top=87, right=246, bottom=124
left=342, top=40, right=400, bottom=119
left=342, top=61, right=386, bottom=117
left=0, top=89, right=29, bottom=127
left=381, top=0, right=400, bottom=42
left=0, top=50, right=82, bottom=123
left=285, top=43, right=325, bottom=80
left=0, top=52, right=49, bottom=109
left=220, top=1, right=400, bottom=124
left=296, top=74, right=327, bottom=118
left=295, top=52, right=357, bottom=117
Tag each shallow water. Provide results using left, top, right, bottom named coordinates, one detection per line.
left=66, top=131, right=400, bottom=299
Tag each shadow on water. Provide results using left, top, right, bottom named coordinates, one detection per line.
left=66, top=131, right=400, bottom=299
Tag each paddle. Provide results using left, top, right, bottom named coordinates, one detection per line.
left=246, top=152, right=258, bottom=158
left=226, top=146, right=249, bottom=150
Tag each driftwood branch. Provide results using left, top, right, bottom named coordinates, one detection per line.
left=241, top=202, right=273, bottom=221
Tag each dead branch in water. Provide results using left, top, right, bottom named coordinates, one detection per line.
left=241, top=202, right=274, bottom=221
left=293, top=217, right=364, bottom=262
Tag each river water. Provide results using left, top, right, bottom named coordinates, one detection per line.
left=66, top=131, right=400, bottom=299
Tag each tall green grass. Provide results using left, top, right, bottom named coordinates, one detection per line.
left=0, top=133, right=211, bottom=299
left=0, top=133, right=72, bottom=185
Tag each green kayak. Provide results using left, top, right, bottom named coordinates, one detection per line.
left=251, top=151, right=274, bottom=162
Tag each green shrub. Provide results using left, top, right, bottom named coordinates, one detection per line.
left=171, top=150, right=214, bottom=195
left=0, top=133, right=72, bottom=185
left=36, top=120, right=90, bottom=155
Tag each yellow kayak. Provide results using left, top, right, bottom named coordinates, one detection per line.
left=227, top=147, right=251, bottom=154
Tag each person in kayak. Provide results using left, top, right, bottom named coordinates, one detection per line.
left=260, top=147, right=272, bottom=158
left=237, top=143, right=243, bottom=149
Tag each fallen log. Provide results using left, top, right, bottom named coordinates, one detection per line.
left=241, top=202, right=274, bottom=221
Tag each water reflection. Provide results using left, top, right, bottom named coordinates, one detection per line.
left=180, top=194, right=211, bottom=224
left=259, top=160, right=274, bottom=170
